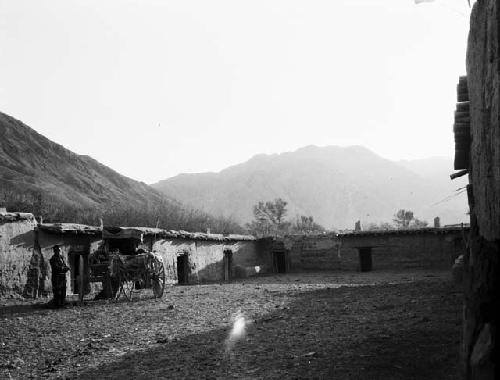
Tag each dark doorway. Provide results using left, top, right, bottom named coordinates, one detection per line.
left=359, top=247, right=373, bottom=272
left=274, top=251, right=287, bottom=273
left=69, top=252, right=89, bottom=294
left=176, top=254, right=189, bottom=284
left=223, top=250, right=233, bottom=281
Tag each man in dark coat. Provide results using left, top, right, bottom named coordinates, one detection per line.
left=49, top=245, right=69, bottom=307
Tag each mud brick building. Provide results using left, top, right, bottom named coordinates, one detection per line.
left=275, top=227, right=466, bottom=273
left=104, top=226, right=271, bottom=285
left=0, top=216, right=271, bottom=297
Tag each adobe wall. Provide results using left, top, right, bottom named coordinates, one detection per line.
left=0, top=218, right=36, bottom=295
left=463, top=1, right=500, bottom=378
left=284, top=235, right=342, bottom=271
left=232, top=239, right=273, bottom=276
left=280, top=232, right=460, bottom=273
left=151, top=238, right=196, bottom=284
left=340, top=233, right=462, bottom=271
left=152, top=238, right=269, bottom=284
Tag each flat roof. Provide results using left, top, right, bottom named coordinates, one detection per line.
left=337, top=225, right=469, bottom=239
left=38, top=223, right=102, bottom=235
left=38, top=224, right=255, bottom=241
left=104, top=226, right=255, bottom=242
left=0, top=212, right=36, bottom=223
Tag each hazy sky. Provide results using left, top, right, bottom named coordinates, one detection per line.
left=0, top=0, right=470, bottom=183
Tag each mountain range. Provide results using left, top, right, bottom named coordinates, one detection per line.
left=1, top=110, right=468, bottom=230
left=152, top=145, right=469, bottom=229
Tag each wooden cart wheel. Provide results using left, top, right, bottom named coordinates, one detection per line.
left=150, top=256, right=166, bottom=298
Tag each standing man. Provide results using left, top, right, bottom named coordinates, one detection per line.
left=49, top=245, right=69, bottom=307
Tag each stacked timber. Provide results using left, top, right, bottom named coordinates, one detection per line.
left=454, top=76, right=471, bottom=170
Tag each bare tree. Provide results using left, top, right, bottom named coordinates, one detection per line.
left=393, top=209, right=428, bottom=229
left=292, top=215, right=325, bottom=234
left=247, top=198, right=289, bottom=237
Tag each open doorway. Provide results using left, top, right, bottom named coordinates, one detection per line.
left=359, top=247, right=373, bottom=272
left=273, top=251, right=287, bottom=273
left=223, top=250, right=233, bottom=281
left=176, top=253, right=189, bottom=284
left=69, top=252, right=90, bottom=294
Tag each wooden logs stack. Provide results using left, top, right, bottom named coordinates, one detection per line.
left=454, top=76, right=471, bottom=170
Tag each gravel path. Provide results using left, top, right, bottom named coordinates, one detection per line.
left=0, top=270, right=462, bottom=379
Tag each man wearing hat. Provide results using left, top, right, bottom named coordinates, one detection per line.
left=49, top=245, right=69, bottom=307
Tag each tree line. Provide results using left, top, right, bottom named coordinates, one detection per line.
left=0, top=187, right=244, bottom=234
left=366, top=209, right=428, bottom=231
left=245, top=198, right=430, bottom=237
left=2, top=186, right=431, bottom=237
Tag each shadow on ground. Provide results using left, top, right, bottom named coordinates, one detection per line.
left=73, top=280, right=461, bottom=380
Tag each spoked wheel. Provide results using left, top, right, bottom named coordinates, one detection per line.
left=149, top=256, right=166, bottom=298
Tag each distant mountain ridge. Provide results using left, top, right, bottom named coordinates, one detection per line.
left=152, top=145, right=469, bottom=229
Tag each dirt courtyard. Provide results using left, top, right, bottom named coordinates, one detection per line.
left=1, top=270, right=462, bottom=379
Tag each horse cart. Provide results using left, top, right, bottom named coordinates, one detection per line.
left=87, top=227, right=166, bottom=301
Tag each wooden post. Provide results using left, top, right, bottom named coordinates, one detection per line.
left=79, top=255, right=84, bottom=304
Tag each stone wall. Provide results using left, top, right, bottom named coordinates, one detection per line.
left=463, top=1, right=500, bottom=378
left=0, top=218, right=36, bottom=295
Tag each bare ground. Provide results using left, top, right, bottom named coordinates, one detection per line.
left=0, top=270, right=462, bottom=379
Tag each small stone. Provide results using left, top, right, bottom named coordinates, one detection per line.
left=156, top=336, right=169, bottom=343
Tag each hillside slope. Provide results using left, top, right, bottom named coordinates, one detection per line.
left=152, top=145, right=469, bottom=229
left=0, top=111, right=171, bottom=209
left=0, top=111, right=242, bottom=232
